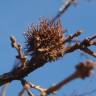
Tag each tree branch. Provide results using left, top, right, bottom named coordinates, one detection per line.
left=51, top=0, right=76, bottom=22
left=0, top=34, right=96, bottom=87
left=18, top=60, right=96, bottom=96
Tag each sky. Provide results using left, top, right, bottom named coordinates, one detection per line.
left=0, top=0, right=96, bottom=96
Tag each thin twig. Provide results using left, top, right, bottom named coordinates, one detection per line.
left=51, top=0, right=76, bottom=22
left=64, top=30, right=82, bottom=43
left=10, top=36, right=26, bottom=68
left=65, top=35, right=96, bottom=57
left=20, top=79, right=35, bottom=96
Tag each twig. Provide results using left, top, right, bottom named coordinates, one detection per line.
left=65, top=35, right=96, bottom=57
left=10, top=36, right=26, bottom=68
left=51, top=0, right=76, bottom=22
left=20, top=79, right=35, bottom=96
left=43, top=60, right=96, bottom=95
left=64, top=30, right=82, bottom=43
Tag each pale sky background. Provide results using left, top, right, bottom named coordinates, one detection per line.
left=0, top=0, right=96, bottom=96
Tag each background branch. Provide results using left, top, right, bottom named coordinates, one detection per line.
left=51, top=0, right=75, bottom=22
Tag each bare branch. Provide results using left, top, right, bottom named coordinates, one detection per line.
left=0, top=33, right=96, bottom=87
left=65, top=35, right=96, bottom=57
left=18, top=60, right=96, bottom=96
left=10, top=36, right=26, bottom=68
left=64, top=30, right=82, bottom=43
left=51, top=0, right=76, bottom=22
left=44, top=60, right=96, bottom=95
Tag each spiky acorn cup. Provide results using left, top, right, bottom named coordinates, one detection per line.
left=24, top=18, right=65, bottom=65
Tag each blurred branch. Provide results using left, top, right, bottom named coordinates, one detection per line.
left=0, top=83, right=9, bottom=96
left=18, top=60, right=96, bottom=96
left=19, top=79, right=35, bottom=96
left=44, top=60, right=96, bottom=95
left=51, top=0, right=76, bottom=22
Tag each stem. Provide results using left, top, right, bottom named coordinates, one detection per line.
left=46, top=72, right=78, bottom=95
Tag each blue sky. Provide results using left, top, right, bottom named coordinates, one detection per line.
left=0, top=0, right=96, bottom=96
